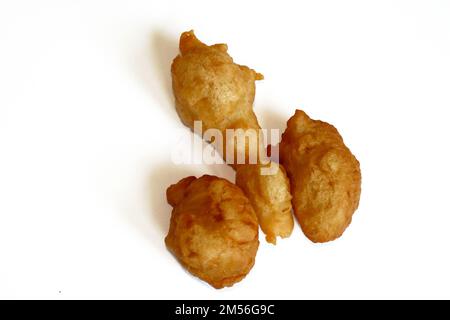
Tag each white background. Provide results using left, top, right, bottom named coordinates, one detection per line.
left=1, top=0, right=449, bottom=299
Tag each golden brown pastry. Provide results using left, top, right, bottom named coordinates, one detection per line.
left=235, top=164, right=292, bottom=243
left=171, top=31, right=293, bottom=244
left=279, top=110, right=361, bottom=243
left=165, top=175, right=259, bottom=289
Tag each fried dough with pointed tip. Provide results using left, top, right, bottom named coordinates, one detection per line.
left=235, top=163, right=293, bottom=244
left=171, top=31, right=293, bottom=244
left=279, top=110, right=361, bottom=243
left=165, top=175, right=259, bottom=289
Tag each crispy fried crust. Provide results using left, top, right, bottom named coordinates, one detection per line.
left=171, top=31, right=293, bottom=243
left=279, top=110, right=361, bottom=243
left=166, top=176, right=197, bottom=207
left=165, top=175, right=259, bottom=289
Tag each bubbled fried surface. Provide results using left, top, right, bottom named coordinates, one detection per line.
left=165, top=175, right=259, bottom=289
left=279, top=110, right=361, bottom=243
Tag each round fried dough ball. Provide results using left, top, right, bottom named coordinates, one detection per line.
left=165, top=175, right=259, bottom=289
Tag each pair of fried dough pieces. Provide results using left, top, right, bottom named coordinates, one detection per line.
left=171, top=30, right=293, bottom=244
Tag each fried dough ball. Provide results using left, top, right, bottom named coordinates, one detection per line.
left=171, top=31, right=293, bottom=244
left=279, top=110, right=361, bottom=243
left=165, top=175, right=259, bottom=289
